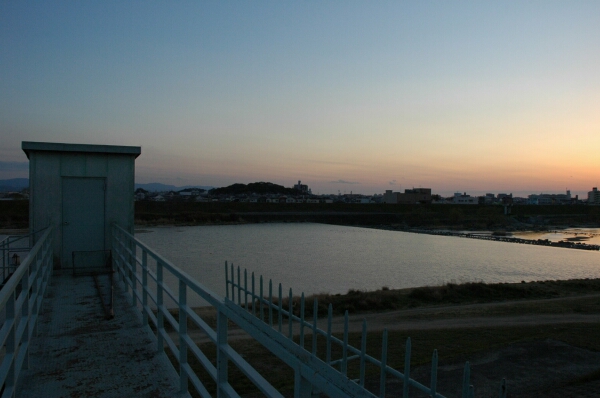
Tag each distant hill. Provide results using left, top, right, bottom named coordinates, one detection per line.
left=210, top=182, right=299, bottom=195
left=0, top=179, right=213, bottom=193
left=135, top=183, right=214, bottom=192
left=0, top=178, right=29, bottom=192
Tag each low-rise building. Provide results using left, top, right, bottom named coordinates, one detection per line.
left=383, top=188, right=432, bottom=204
left=453, top=192, right=477, bottom=205
left=528, top=190, right=572, bottom=205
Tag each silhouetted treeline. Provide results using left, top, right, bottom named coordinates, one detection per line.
left=1, top=201, right=599, bottom=230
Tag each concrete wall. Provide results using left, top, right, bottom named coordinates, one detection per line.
left=28, top=150, right=136, bottom=266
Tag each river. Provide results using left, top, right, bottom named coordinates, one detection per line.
left=134, top=223, right=600, bottom=305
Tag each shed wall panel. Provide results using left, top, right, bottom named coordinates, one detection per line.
left=30, top=152, right=62, bottom=256
left=60, top=153, right=86, bottom=177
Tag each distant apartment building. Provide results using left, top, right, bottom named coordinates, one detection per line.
left=527, top=190, right=573, bottom=205
left=453, top=192, right=477, bottom=205
left=588, top=187, right=600, bottom=205
left=383, top=188, right=432, bottom=204
left=484, top=193, right=495, bottom=204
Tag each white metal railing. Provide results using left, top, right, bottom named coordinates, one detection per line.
left=0, top=227, right=53, bottom=397
left=226, top=263, right=509, bottom=398
left=0, top=228, right=48, bottom=287
left=112, top=224, right=507, bottom=397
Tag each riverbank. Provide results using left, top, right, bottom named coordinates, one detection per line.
left=173, top=278, right=600, bottom=396
left=405, top=228, right=600, bottom=251
left=288, top=277, right=600, bottom=316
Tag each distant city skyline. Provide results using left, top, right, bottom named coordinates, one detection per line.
left=1, top=2, right=599, bottom=197
left=0, top=173, right=594, bottom=199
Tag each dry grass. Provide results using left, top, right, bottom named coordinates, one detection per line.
left=263, top=278, right=600, bottom=317
left=157, top=278, right=600, bottom=396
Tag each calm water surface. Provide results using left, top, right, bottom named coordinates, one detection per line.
left=136, top=223, right=600, bottom=304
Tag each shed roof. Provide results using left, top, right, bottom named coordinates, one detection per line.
left=22, top=141, right=141, bottom=159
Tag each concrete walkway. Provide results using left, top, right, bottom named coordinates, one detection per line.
left=18, top=271, right=187, bottom=397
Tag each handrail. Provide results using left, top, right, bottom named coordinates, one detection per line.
left=112, top=224, right=507, bottom=398
left=0, top=227, right=49, bottom=249
left=1, top=227, right=50, bottom=286
left=0, top=227, right=53, bottom=396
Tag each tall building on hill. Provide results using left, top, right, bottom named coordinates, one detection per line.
left=293, top=180, right=310, bottom=194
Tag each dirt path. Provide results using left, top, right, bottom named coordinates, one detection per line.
left=172, top=293, right=600, bottom=344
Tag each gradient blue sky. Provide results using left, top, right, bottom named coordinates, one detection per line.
left=1, top=1, right=599, bottom=196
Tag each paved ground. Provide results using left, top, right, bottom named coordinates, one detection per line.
left=18, top=271, right=186, bottom=397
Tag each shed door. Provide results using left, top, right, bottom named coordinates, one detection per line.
left=62, top=178, right=106, bottom=268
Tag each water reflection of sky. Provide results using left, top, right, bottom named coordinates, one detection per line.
left=137, top=224, right=600, bottom=307
left=513, top=228, right=600, bottom=244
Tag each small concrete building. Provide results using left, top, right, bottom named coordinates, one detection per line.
left=22, top=142, right=141, bottom=269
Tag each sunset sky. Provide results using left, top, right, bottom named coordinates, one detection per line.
left=1, top=1, right=599, bottom=196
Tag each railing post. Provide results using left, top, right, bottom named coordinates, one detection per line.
left=178, top=280, right=189, bottom=394
left=430, top=349, right=438, bottom=397
left=403, top=337, right=411, bottom=398
left=259, top=276, right=264, bottom=321
left=31, top=244, right=40, bottom=338
left=2, top=239, right=5, bottom=282
left=499, top=378, right=507, bottom=398
left=251, top=272, right=256, bottom=317
left=288, top=288, right=293, bottom=339
left=359, top=319, right=367, bottom=386
left=244, top=269, right=248, bottom=310
left=326, top=304, right=333, bottom=364
left=157, top=261, right=164, bottom=353
left=299, top=293, right=305, bottom=349
left=142, top=251, right=148, bottom=327
left=230, top=263, right=235, bottom=302
left=269, top=279, right=273, bottom=327
left=237, top=266, right=241, bottom=306
left=217, top=309, right=229, bottom=397
left=225, top=261, right=229, bottom=300
left=294, top=365, right=312, bottom=398
left=278, top=283, right=283, bottom=333
left=462, top=362, right=471, bottom=398
left=6, top=290, right=16, bottom=394
left=311, top=299, right=318, bottom=356
left=380, top=329, right=388, bottom=398
left=21, top=260, right=30, bottom=371
left=342, top=310, right=349, bottom=376
left=131, top=240, right=137, bottom=307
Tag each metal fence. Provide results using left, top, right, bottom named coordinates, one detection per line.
left=112, top=224, right=507, bottom=397
left=0, top=227, right=53, bottom=397
left=225, top=263, right=508, bottom=398
left=0, top=229, right=48, bottom=287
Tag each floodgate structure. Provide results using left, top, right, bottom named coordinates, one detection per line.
left=0, top=142, right=508, bottom=397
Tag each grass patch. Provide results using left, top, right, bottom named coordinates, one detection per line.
left=280, top=278, right=600, bottom=317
